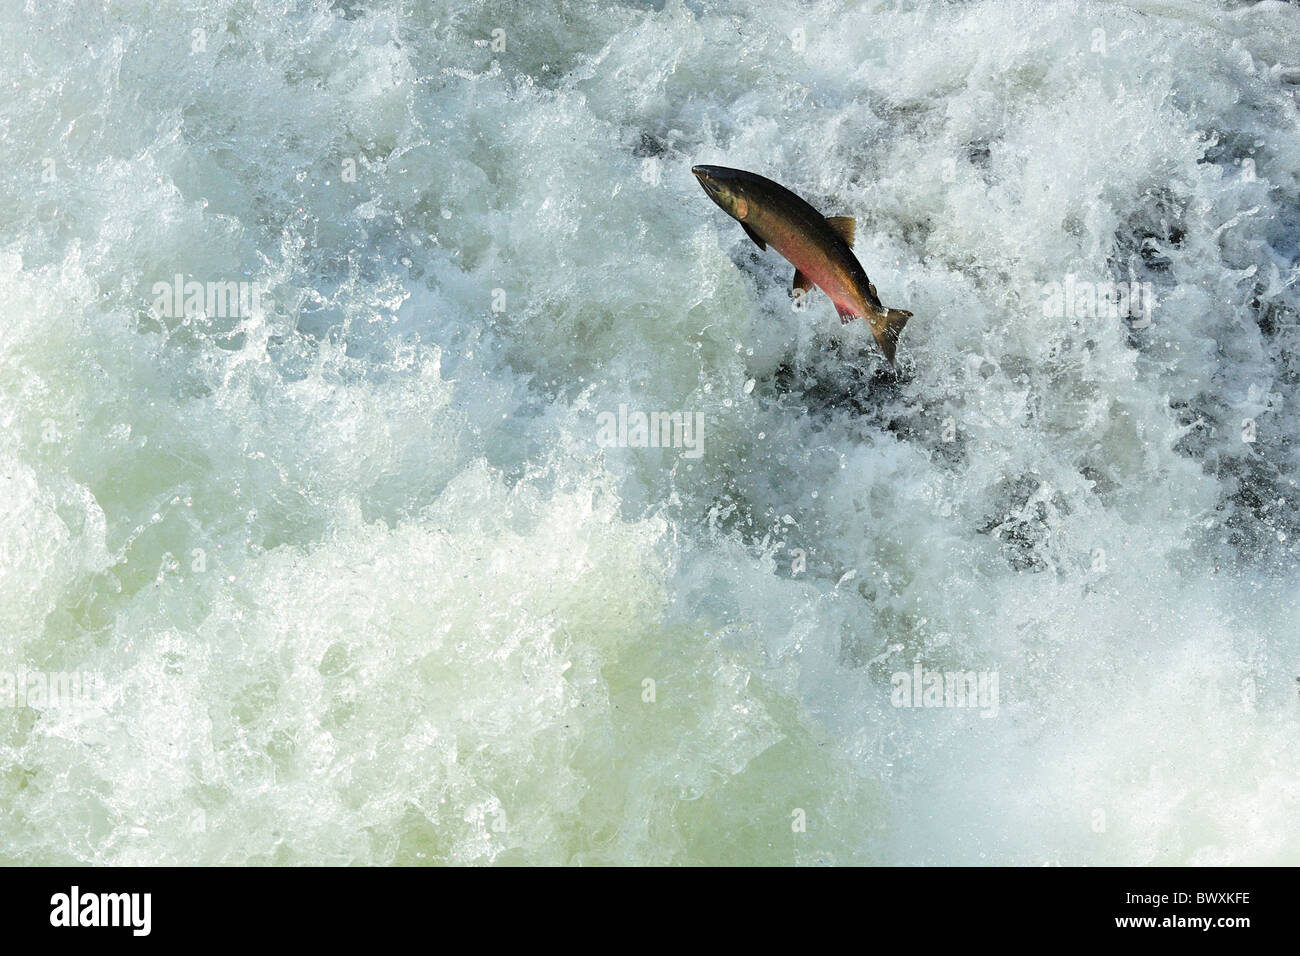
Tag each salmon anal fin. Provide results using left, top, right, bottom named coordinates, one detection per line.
left=835, top=303, right=860, bottom=325
left=793, top=269, right=813, bottom=297
left=825, top=216, right=855, bottom=247
left=740, top=222, right=766, bottom=251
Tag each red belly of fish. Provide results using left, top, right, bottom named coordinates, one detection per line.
left=773, top=235, right=861, bottom=317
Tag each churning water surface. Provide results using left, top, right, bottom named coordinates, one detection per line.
left=1, top=0, right=1298, bottom=864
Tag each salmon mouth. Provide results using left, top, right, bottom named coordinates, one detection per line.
left=691, top=165, right=734, bottom=195
left=692, top=166, right=716, bottom=193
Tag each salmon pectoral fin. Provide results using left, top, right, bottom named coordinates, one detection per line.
left=793, top=269, right=814, bottom=297
left=740, top=222, right=766, bottom=251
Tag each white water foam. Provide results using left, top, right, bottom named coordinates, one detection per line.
left=1, top=0, right=1298, bottom=864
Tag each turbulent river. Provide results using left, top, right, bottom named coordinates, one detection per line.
left=1, top=0, right=1298, bottom=864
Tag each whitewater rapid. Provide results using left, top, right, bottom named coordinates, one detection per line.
left=1, top=0, right=1298, bottom=864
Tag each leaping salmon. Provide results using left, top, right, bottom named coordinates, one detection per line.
left=692, top=164, right=912, bottom=365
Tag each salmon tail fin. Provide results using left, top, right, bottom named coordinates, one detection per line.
left=874, top=308, right=913, bottom=366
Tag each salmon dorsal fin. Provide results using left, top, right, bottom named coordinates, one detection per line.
left=793, top=269, right=813, bottom=296
left=740, top=222, right=766, bottom=251
left=825, top=216, right=855, bottom=247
